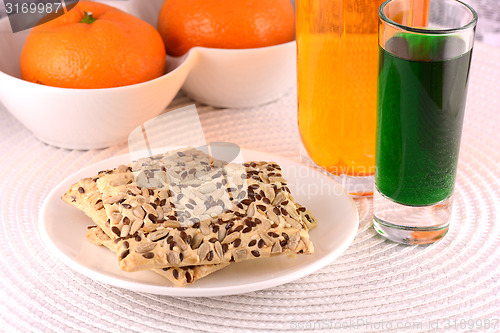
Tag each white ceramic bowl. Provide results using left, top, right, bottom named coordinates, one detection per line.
left=0, top=0, right=296, bottom=149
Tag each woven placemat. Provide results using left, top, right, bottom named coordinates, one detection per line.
left=0, top=43, right=499, bottom=332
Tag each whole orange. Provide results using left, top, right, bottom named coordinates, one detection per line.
left=157, top=0, right=295, bottom=57
left=20, top=1, right=166, bottom=89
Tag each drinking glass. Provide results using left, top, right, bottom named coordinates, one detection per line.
left=296, top=0, right=386, bottom=196
left=373, top=0, right=477, bottom=244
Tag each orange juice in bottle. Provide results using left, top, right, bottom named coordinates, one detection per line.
left=296, top=0, right=385, bottom=195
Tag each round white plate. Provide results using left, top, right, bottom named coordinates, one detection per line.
left=39, top=150, right=359, bottom=297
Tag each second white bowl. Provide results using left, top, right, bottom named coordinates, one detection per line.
left=0, top=0, right=296, bottom=149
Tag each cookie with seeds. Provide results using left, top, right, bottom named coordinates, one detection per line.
left=95, top=150, right=316, bottom=271
left=63, top=147, right=317, bottom=272
left=86, top=226, right=228, bottom=287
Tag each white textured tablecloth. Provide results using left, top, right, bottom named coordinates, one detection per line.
left=0, top=42, right=499, bottom=332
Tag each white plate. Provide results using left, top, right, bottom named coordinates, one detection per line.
left=39, top=150, right=359, bottom=297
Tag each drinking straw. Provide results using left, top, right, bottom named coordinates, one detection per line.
left=409, top=0, right=430, bottom=27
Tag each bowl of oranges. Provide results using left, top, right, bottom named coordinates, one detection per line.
left=0, top=0, right=296, bottom=149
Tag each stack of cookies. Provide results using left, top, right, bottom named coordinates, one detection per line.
left=63, top=147, right=317, bottom=287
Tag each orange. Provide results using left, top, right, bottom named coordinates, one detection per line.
left=157, top=0, right=295, bottom=57
left=20, top=1, right=166, bottom=89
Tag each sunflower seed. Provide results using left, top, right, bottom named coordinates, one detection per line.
left=234, top=249, right=247, bottom=262
left=214, top=241, right=223, bottom=259
left=266, top=208, right=280, bottom=225
left=143, top=203, right=156, bottom=215
left=140, top=185, right=152, bottom=197
left=167, top=170, right=180, bottom=180
left=272, top=192, right=286, bottom=206
left=260, top=219, right=272, bottom=231
left=161, top=219, right=180, bottom=229
left=259, top=172, right=269, bottom=183
left=128, top=186, right=142, bottom=196
left=199, top=222, right=211, bottom=235
left=284, top=215, right=302, bottom=229
left=110, top=177, right=129, bottom=187
left=217, top=227, right=226, bottom=242
left=246, top=202, right=255, bottom=217
left=135, top=243, right=157, bottom=254
left=191, top=233, right=203, bottom=249
left=148, top=177, right=162, bottom=188
left=264, top=186, right=275, bottom=202
left=288, top=233, right=300, bottom=250
left=285, top=204, right=300, bottom=220
left=173, top=234, right=188, bottom=251
left=197, top=243, right=210, bottom=261
left=193, top=204, right=206, bottom=216
left=258, top=231, right=273, bottom=246
left=154, top=189, right=168, bottom=200
left=120, top=224, right=131, bottom=237
left=205, top=205, right=223, bottom=217
left=166, top=252, right=180, bottom=265
left=199, top=183, right=216, bottom=194
left=222, top=232, right=239, bottom=244
left=148, top=228, right=169, bottom=241
left=143, top=222, right=157, bottom=233
left=271, top=241, right=282, bottom=254
left=130, top=218, right=143, bottom=234
left=210, top=189, right=224, bottom=202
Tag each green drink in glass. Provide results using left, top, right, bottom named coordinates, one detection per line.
left=373, top=0, right=477, bottom=244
